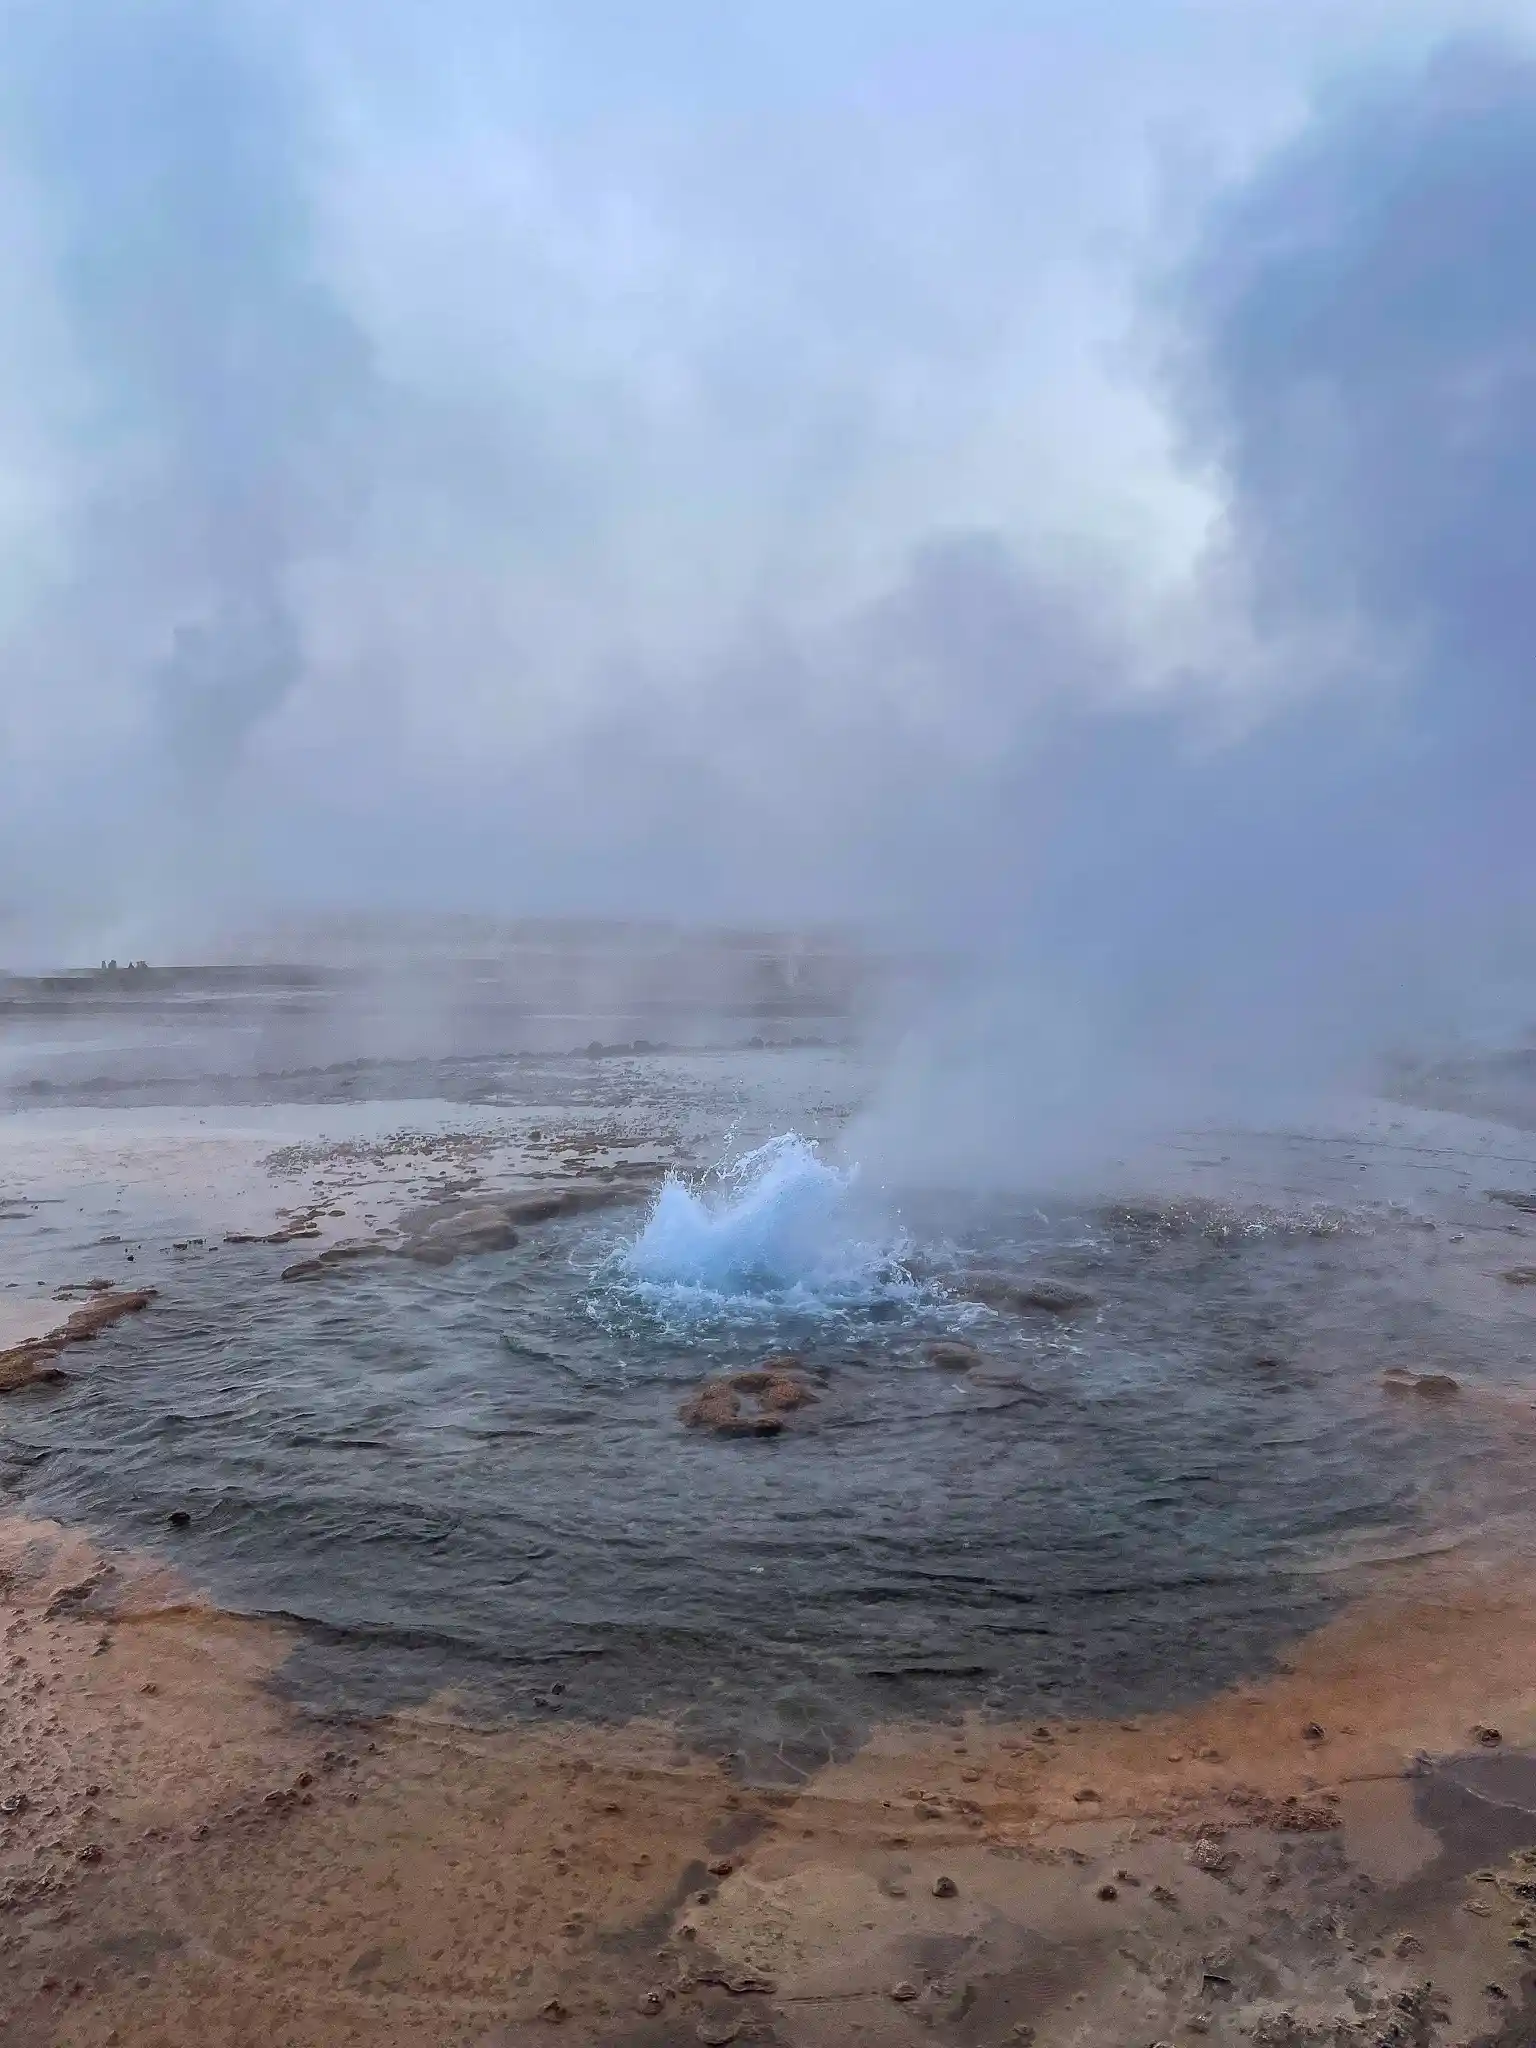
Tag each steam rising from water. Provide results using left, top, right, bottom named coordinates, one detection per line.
left=614, top=1134, right=912, bottom=1324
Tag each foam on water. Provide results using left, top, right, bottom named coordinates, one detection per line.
left=613, top=1132, right=911, bottom=1322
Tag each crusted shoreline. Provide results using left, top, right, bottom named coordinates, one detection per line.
left=2, top=1508, right=1536, bottom=2046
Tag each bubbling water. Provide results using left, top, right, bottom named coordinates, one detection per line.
left=614, top=1133, right=913, bottom=1322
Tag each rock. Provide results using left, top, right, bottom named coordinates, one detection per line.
left=932, top=1874, right=958, bottom=1898
left=1302, top=1722, right=1325, bottom=1741
left=925, top=1341, right=981, bottom=1371
left=706, top=1857, right=734, bottom=1877
left=760, top=1377, right=814, bottom=1410
left=1187, top=1839, right=1236, bottom=1875
left=1489, top=1189, right=1536, bottom=1214
left=957, top=1272, right=1096, bottom=1316
left=540, top=1997, right=568, bottom=2022
left=728, top=1363, right=817, bottom=1409
left=407, top=1206, right=521, bottom=1264
left=1503, top=1267, right=1536, bottom=1286
left=167, top=1510, right=191, bottom=1529
left=1381, top=1370, right=1460, bottom=1398
left=1096, top=1883, right=1118, bottom=1901
left=0, top=1288, right=157, bottom=1395
left=696, top=2024, right=741, bottom=2047
left=396, top=1180, right=656, bottom=1267
left=282, top=1243, right=391, bottom=1282
left=1473, top=1724, right=1503, bottom=1745
left=683, top=1368, right=804, bottom=1435
left=889, top=1981, right=920, bottom=2002
left=637, top=1989, right=667, bottom=2015
left=680, top=1383, right=743, bottom=1431
left=1017, top=1279, right=1097, bottom=1314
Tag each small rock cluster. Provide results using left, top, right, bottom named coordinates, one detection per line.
left=680, top=1358, right=819, bottom=1437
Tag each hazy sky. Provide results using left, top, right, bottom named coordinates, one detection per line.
left=0, top=0, right=1533, bottom=960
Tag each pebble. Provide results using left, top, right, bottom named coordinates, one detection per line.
left=932, top=1875, right=958, bottom=1897
left=1472, top=1724, right=1503, bottom=1746
left=1096, top=1883, right=1119, bottom=1901
left=696, top=2023, right=742, bottom=2047
left=889, top=1981, right=919, bottom=2002
left=706, top=1856, right=734, bottom=1877
left=1301, top=1722, right=1325, bottom=1741
left=541, top=1996, right=568, bottom=2021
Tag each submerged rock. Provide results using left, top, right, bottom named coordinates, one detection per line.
left=282, top=1243, right=392, bottom=1281
left=760, top=1377, right=816, bottom=1411
left=926, top=1340, right=982, bottom=1371
left=1017, top=1279, right=1097, bottom=1314
left=728, top=1362, right=818, bottom=1411
left=0, top=1288, right=157, bottom=1394
left=681, top=1383, right=745, bottom=1431
left=682, top=1360, right=815, bottom=1436
left=959, top=1272, right=1097, bottom=1316
left=1381, top=1369, right=1460, bottom=1399
left=404, top=1206, right=521, bottom=1265
left=1502, top=1266, right=1536, bottom=1286
left=397, top=1178, right=657, bottom=1266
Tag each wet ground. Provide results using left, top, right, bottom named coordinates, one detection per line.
left=4, top=979, right=1536, bottom=2043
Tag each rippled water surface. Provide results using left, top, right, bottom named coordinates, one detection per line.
left=8, top=1106, right=1535, bottom=1771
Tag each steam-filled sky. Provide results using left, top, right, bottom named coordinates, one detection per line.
left=0, top=0, right=1534, bottom=966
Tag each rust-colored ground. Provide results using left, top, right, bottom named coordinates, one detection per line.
left=4, top=1514, right=1536, bottom=2047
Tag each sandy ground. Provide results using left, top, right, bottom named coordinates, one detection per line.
left=2, top=1511, right=1536, bottom=2047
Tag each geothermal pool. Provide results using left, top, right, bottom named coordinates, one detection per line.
left=5, top=1082, right=1535, bottom=1778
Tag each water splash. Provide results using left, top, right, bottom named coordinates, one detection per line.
left=610, top=1133, right=913, bottom=1323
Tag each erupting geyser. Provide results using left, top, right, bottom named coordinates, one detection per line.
left=616, top=1133, right=911, bottom=1320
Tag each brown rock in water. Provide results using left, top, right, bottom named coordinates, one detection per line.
left=729, top=1413, right=784, bottom=1438
left=680, top=1382, right=744, bottom=1431
left=958, top=1272, right=1096, bottom=1316
left=282, top=1242, right=393, bottom=1282
left=0, top=1288, right=157, bottom=1394
left=926, top=1340, right=981, bottom=1371
left=396, top=1179, right=657, bottom=1267
left=759, top=1375, right=816, bottom=1410
left=1381, top=1369, right=1460, bottom=1399
left=1502, top=1267, right=1536, bottom=1286
left=407, top=1205, right=522, bottom=1265
left=0, top=1338, right=67, bottom=1393
left=1016, top=1279, right=1097, bottom=1314
left=687, top=1361, right=811, bottom=1433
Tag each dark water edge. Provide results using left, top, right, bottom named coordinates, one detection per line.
left=4, top=1178, right=1526, bottom=1780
